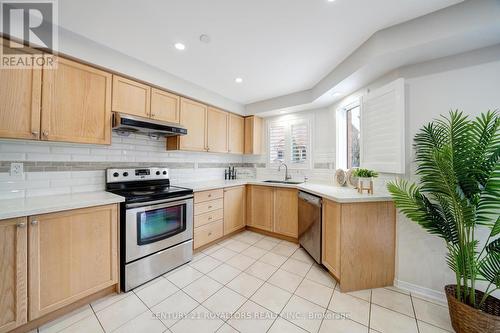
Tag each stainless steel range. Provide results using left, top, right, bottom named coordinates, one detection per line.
left=106, top=167, right=193, bottom=291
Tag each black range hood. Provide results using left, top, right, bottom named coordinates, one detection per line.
left=112, top=113, right=187, bottom=137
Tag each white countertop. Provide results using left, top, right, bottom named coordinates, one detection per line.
left=0, top=191, right=125, bottom=220
left=175, top=179, right=393, bottom=203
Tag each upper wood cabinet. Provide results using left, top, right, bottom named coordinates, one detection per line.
left=0, top=39, right=41, bottom=140
left=29, top=205, right=118, bottom=319
left=151, top=88, right=180, bottom=123
left=224, top=186, right=246, bottom=235
left=244, top=116, right=263, bottom=155
left=179, top=98, right=207, bottom=151
left=322, top=199, right=341, bottom=279
left=246, top=185, right=274, bottom=232
left=274, top=188, right=298, bottom=238
left=229, top=114, right=245, bottom=154
left=0, top=217, right=27, bottom=333
left=42, top=57, right=112, bottom=144
left=207, top=107, right=229, bottom=153
left=112, top=75, right=150, bottom=118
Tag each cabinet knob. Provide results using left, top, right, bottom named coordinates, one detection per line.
left=208, top=194, right=212, bottom=197
left=17, top=222, right=26, bottom=228
left=31, top=220, right=39, bottom=226
left=208, top=216, right=212, bottom=220
left=42, top=131, right=49, bottom=137
left=151, top=113, right=156, bottom=117
left=208, top=232, right=212, bottom=236
left=31, top=131, right=38, bottom=137
left=208, top=206, right=212, bottom=209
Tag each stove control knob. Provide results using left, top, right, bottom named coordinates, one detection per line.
left=156, top=171, right=161, bottom=175
left=123, top=172, right=129, bottom=177
left=113, top=172, right=119, bottom=177
left=162, top=171, right=167, bottom=175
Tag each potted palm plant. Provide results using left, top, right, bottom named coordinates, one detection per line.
left=388, top=110, right=499, bottom=333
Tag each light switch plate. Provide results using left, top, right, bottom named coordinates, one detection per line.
left=10, top=162, right=24, bottom=177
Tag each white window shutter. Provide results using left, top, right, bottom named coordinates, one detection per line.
left=360, top=78, right=405, bottom=174
left=290, top=121, right=310, bottom=166
left=269, top=122, right=286, bottom=166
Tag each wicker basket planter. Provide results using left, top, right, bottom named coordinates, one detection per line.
left=445, top=285, right=500, bottom=333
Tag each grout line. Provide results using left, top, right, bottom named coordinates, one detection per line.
left=89, top=303, right=107, bottom=333
left=410, top=293, right=421, bottom=333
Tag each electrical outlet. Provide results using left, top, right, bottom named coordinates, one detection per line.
left=10, top=163, right=24, bottom=177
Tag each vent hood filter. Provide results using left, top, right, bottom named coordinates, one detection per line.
left=112, top=113, right=187, bottom=137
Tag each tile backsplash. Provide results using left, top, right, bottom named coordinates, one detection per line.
left=0, top=133, right=256, bottom=199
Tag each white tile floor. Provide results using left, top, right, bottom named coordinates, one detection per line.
left=36, top=231, right=454, bottom=333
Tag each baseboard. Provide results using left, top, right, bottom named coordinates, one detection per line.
left=395, top=279, right=447, bottom=305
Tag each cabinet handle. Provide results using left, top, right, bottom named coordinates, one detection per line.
left=208, top=216, right=213, bottom=220
left=42, top=131, right=48, bottom=137
left=151, top=113, right=156, bottom=117
left=31, top=220, right=39, bottom=226
left=208, top=232, right=212, bottom=236
left=208, top=194, right=212, bottom=197
left=31, top=131, right=38, bottom=137
left=208, top=206, right=212, bottom=209
left=17, top=222, right=26, bottom=228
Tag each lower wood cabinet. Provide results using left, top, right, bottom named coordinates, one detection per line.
left=322, top=199, right=395, bottom=292
left=0, top=217, right=27, bottom=333
left=246, top=185, right=274, bottom=232
left=223, top=186, right=246, bottom=235
left=28, top=205, right=118, bottom=319
left=246, top=185, right=298, bottom=238
left=193, top=189, right=225, bottom=249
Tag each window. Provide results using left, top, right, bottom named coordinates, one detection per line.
left=269, top=118, right=311, bottom=168
left=346, top=105, right=360, bottom=168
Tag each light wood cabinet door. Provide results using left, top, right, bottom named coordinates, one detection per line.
left=0, top=217, right=27, bottom=333
left=151, top=88, right=180, bottom=123
left=28, top=205, right=118, bottom=319
left=179, top=98, right=207, bottom=151
left=41, top=57, right=112, bottom=144
left=244, top=116, right=263, bottom=154
left=112, top=75, right=150, bottom=118
left=246, top=185, right=273, bottom=232
left=224, top=186, right=246, bottom=235
left=207, top=107, right=228, bottom=153
left=322, top=199, right=341, bottom=279
left=274, top=188, right=298, bottom=238
left=229, top=114, right=244, bottom=154
left=0, top=39, right=41, bottom=140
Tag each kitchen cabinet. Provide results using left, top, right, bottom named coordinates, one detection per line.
left=167, top=98, right=207, bottom=152
left=0, top=217, right=27, bottom=333
left=224, top=186, right=246, bottom=235
left=247, top=185, right=298, bottom=238
left=193, top=189, right=224, bottom=249
left=0, top=39, right=41, bottom=140
left=246, top=185, right=274, bottom=232
left=273, top=188, right=298, bottom=238
left=229, top=114, right=245, bottom=154
left=112, top=75, right=150, bottom=118
left=207, top=107, right=229, bottom=153
left=150, top=88, right=180, bottom=123
left=42, top=57, right=112, bottom=144
left=322, top=199, right=395, bottom=292
left=322, top=200, right=341, bottom=279
left=28, top=204, right=118, bottom=319
left=244, top=116, right=263, bottom=155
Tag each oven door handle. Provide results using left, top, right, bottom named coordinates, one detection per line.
left=125, top=194, right=194, bottom=209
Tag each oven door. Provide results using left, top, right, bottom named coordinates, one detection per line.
left=125, top=195, right=193, bottom=263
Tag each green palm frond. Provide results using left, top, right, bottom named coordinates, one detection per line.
left=388, top=110, right=500, bottom=309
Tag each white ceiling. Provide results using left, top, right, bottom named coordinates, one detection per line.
left=57, top=0, right=462, bottom=105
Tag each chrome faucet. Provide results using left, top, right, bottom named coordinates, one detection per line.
left=278, top=161, right=292, bottom=181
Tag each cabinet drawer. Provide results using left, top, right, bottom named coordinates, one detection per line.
left=194, top=209, right=223, bottom=228
left=194, top=220, right=223, bottom=249
left=194, top=198, right=223, bottom=215
left=194, top=189, right=223, bottom=203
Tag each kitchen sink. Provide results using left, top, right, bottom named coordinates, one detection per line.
left=263, top=180, right=303, bottom=185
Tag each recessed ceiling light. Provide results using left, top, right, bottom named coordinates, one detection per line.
left=199, top=34, right=211, bottom=43
left=235, top=77, right=243, bottom=83
left=174, top=43, right=186, bottom=50
left=327, top=0, right=336, bottom=2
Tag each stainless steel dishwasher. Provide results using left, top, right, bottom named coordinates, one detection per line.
left=298, top=191, right=322, bottom=264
